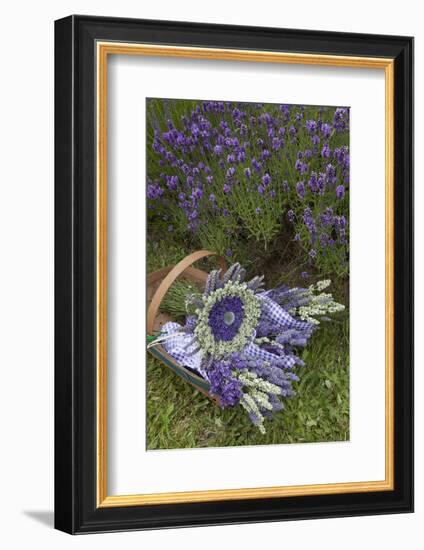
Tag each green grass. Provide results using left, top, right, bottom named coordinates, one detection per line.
left=146, top=238, right=349, bottom=450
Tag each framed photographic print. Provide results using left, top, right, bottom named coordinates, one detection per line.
left=54, top=15, right=414, bottom=534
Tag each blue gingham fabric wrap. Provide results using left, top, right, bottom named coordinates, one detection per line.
left=160, top=292, right=312, bottom=378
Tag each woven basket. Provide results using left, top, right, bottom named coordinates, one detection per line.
left=147, top=250, right=227, bottom=404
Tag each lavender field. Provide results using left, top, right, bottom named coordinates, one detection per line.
left=146, top=99, right=349, bottom=449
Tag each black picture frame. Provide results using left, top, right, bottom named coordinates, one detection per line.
left=55, top=14, right=414, bottom=534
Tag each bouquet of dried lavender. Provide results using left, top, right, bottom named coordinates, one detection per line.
left=152, top=263, right=344, bottom=434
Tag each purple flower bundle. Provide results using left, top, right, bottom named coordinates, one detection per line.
left=147, top=99, right=350, bottom=277
left=156, top=263, right=344, bottom=433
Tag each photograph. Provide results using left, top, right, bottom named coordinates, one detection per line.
left=146, top=98, right=350, bottom=449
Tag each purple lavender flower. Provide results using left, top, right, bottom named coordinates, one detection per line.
left=321, top=122, right=331, bottom=138
left=333, top=107, right=349, bottom=132
left=320, top=207, right=334, bottom=227
left=279, top=104, right=290, bottom=121
left=287, top=209, right=295, bottom=223
left=272, top=137, right=282, bottom=150
left=321, top=143, right=330, bottom=158
left=335, top=215, right=347, bottom=228
left=244, top=167, right=251, bottom=179
left=296, top=181, right=305, bottom=199
left=303, top=207, right=317, bottom=242
left=325, top=163, right=337, bottom=186
left=208, top=361, right=243, bottom=407
left=314, top=174, right=325, bottom=196
left=311, top=134, right=320, bottom=146
left=252, top=158, right=262, bottom=173
left=191, top=186, right=203, bottom=200
left=262, top=173, right=271, bottom=187
left=261, top=149, right=271, bottom=161
left=308, top=172, right=318, bottom=193
left=336, top=185, right=345, bottom=199
left=166, top=174, right=178, bottom=190
left=232, top=108, right=242, bottom=120
left=147, top=183, right=164, bottom=200
left=295, top=159, right=309, bottom=175
left=334, top=146, right=349, bottom=166
left=237, top=150, right=246, bottom=162
left=305, top=120, right=318, bottom=134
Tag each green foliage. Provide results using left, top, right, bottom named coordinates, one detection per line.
left=160, top=280, right=201, bottom=320
left=147, top=99, right=349, bottom=277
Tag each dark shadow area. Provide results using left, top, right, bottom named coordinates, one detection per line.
left=23, top=510, right=54, bottom=528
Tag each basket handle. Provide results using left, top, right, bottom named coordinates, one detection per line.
left=147, top=250, right=227, bottom=334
